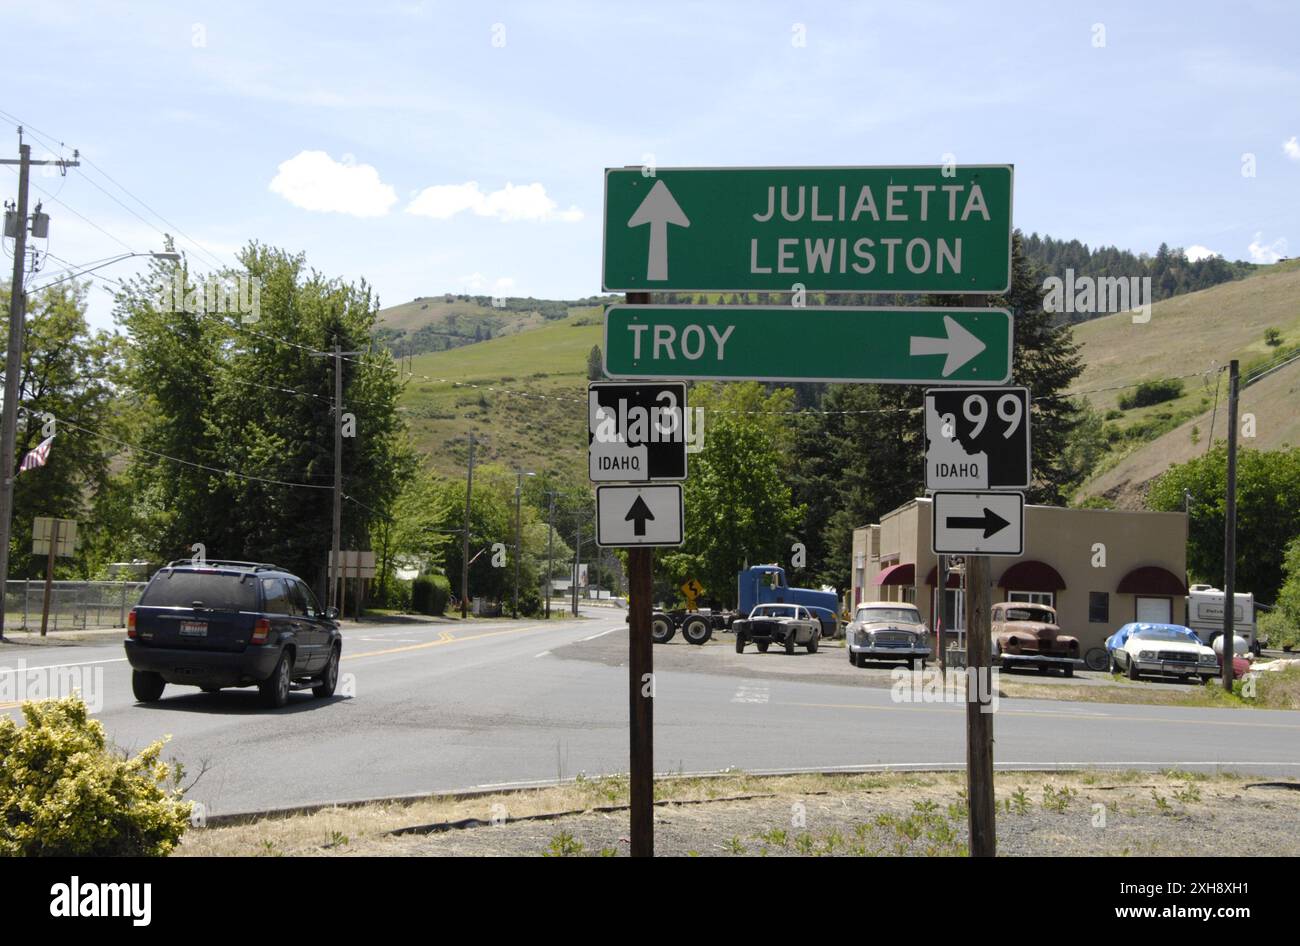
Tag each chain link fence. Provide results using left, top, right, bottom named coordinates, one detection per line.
left=3, top=580, right=147, bottom=632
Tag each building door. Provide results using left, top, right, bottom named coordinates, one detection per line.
left=1135, top=596, right=1172, bottom=623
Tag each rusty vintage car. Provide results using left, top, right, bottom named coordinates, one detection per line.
left=991, top=602, right=1081, bottom=676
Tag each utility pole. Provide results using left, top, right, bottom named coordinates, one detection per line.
left=544, top=490, right=556, bottom=618
left=0, top=132, right=78, bottom=641
left=513, top=469, right=533, bottom=618
left=311, top=341, right=362, bottom=611
left=461, top=433, right=475, bottom=619
left=1222, top=360, right=1239, bottom=692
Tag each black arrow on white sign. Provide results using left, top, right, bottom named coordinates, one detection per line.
left=625, top=495, right=656, bottom=536
left=945, top=507, right=1010, bottom=538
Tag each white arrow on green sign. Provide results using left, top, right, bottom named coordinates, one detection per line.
left=603, top=305, right=1012, bottom=385
left=602, top=165, right=1013, bottom=293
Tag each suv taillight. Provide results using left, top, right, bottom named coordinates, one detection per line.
left=127, top=608, right=137, bottom=638
left=251, top=617, right=271, bottom=644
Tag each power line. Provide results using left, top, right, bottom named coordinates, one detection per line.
left=0, top=107, right=232, bottom=272
left=43, top=410, right=334, bottom=491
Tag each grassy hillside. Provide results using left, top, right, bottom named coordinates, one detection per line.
left=398, top=306, right=603, bottom=479
left=376, top=295, right=610, bottom=357
left=1072, top=258, right=1300, bottom=505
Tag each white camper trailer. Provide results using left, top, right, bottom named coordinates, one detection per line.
left=1186, top=584, right=1259, bottom=654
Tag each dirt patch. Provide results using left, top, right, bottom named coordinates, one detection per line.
left=179, top=770, right=1300, bottom=857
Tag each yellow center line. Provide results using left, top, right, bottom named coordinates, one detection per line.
left=342, top=623, right=552, bottom=661
left=784, top=700, right=1300, bottom=730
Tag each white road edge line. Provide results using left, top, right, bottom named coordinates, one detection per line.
left=0, top=657, right=128, bottom=675
left=534, top=650, right=551, bottom=659
left=579, top=626, right=622, bottom=642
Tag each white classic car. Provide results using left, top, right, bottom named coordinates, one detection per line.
left=1106, top=622, right=1219, bottom=682
left=733, top=604, right=821, bottom=655
left=846, top=602, right=931, bottom=669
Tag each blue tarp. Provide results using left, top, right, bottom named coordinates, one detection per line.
left=1105, top=622, right=1201, bottom=651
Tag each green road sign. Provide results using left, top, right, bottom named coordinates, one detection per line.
left=602, top=165, right=1012, bottom=294
left=603, top=305, right=1012, bottom=385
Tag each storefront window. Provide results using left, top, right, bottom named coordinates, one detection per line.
left=1088, top=592, right=1110, bottom=623
left=1008, top=590, right=1054, bottom=607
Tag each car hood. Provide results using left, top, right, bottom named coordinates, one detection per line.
left=995, top=621, right=1059, bottom=636
left=855, top=620, right=924, bottom=634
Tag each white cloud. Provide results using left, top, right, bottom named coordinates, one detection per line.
left=1185, top=245, right=1219, bottom=262
left=459, top=273, right=517, bottom=296
left=1248, top=232, right=1288, bottom=264
left=269, top=151, right=397, bottom=217
left=406, top=181, right=583, bottom=223
left=1285, top=136, right=1300, bottom=161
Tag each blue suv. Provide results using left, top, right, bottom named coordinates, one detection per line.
left=125, top=561, right=342, bottom=708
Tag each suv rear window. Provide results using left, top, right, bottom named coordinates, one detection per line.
left=139, top=570, right=259, bottom=611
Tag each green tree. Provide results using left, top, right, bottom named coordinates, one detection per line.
left=661, top=415, right=803, bottom=607
left=112, top=245, right=411, bottom=596
left=1148, top=446, right=1300, bottom=602
left=586, top=345, right=604, bottom=381
left=0, top=282, right=119, bottom=578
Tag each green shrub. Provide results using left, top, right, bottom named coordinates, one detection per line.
left=412, top=573, right=452, bottom=615
left=0, top=697, right=191, bottom=856
left=1118, top=379, right=1184, bottom=410
left=1260, top=610, right=1299, bottom=651
left=518, top=586, right=542, bottom=617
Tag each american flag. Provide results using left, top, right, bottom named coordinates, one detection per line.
left=19, top=435, right=53, bottom=473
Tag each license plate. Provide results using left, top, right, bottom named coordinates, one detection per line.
left=179, top=621, right=208, bottom=638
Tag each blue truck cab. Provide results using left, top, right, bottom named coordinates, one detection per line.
left=738, top=565, right=839, bottom=638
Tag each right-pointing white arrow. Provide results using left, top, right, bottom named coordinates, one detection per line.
left=627, top=180, right=690, bottom=281
left=909, top=315, right=987, bottom=377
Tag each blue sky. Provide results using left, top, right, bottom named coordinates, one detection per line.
left=4, top=0, right=1297, bottom=329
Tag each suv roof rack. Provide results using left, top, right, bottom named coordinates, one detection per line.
left=162, top=559, right=283, bottom=572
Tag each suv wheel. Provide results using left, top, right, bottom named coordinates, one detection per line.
left=313, top=646, right=340, bottom=698
left=806, top=632, right=819, bottom=654
left=132, top=670, right=165, bottom=703
left=260, top=652, right=292, bottom=708
left=784, top=636, right=795, bottom=655
left=1126, top=656, right=1141, bottom=681
left=734, top=632, right=747, bottom=654
left=757, top=641, right=770, bottom=653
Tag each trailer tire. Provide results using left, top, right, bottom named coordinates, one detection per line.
left=682, top=616, right=712, bottom=646
left=651, top=614, right=675, bottom=644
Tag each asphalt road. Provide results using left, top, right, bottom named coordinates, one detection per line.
left=2, top=611, right=1297, bottom=817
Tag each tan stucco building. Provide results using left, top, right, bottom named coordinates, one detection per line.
left=850, top=498, right=1189, bottom=653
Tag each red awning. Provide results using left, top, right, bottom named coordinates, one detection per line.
left=873, top=562, right=916, bottom=586
left=997, top=560, right=1067, bottom=592
left=1117, top=565, right=1188, bottom=596
left=924, top=566, right=962, bottom=589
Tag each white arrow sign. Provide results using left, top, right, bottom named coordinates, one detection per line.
left=909, top=315, right=987, bottom=377
left=627, top=180, right=690, bottom=281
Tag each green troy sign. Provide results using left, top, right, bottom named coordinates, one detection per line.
left=602, top=165, right=1013, bottom=294
left=603, top=305, right=1013, bottom=385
